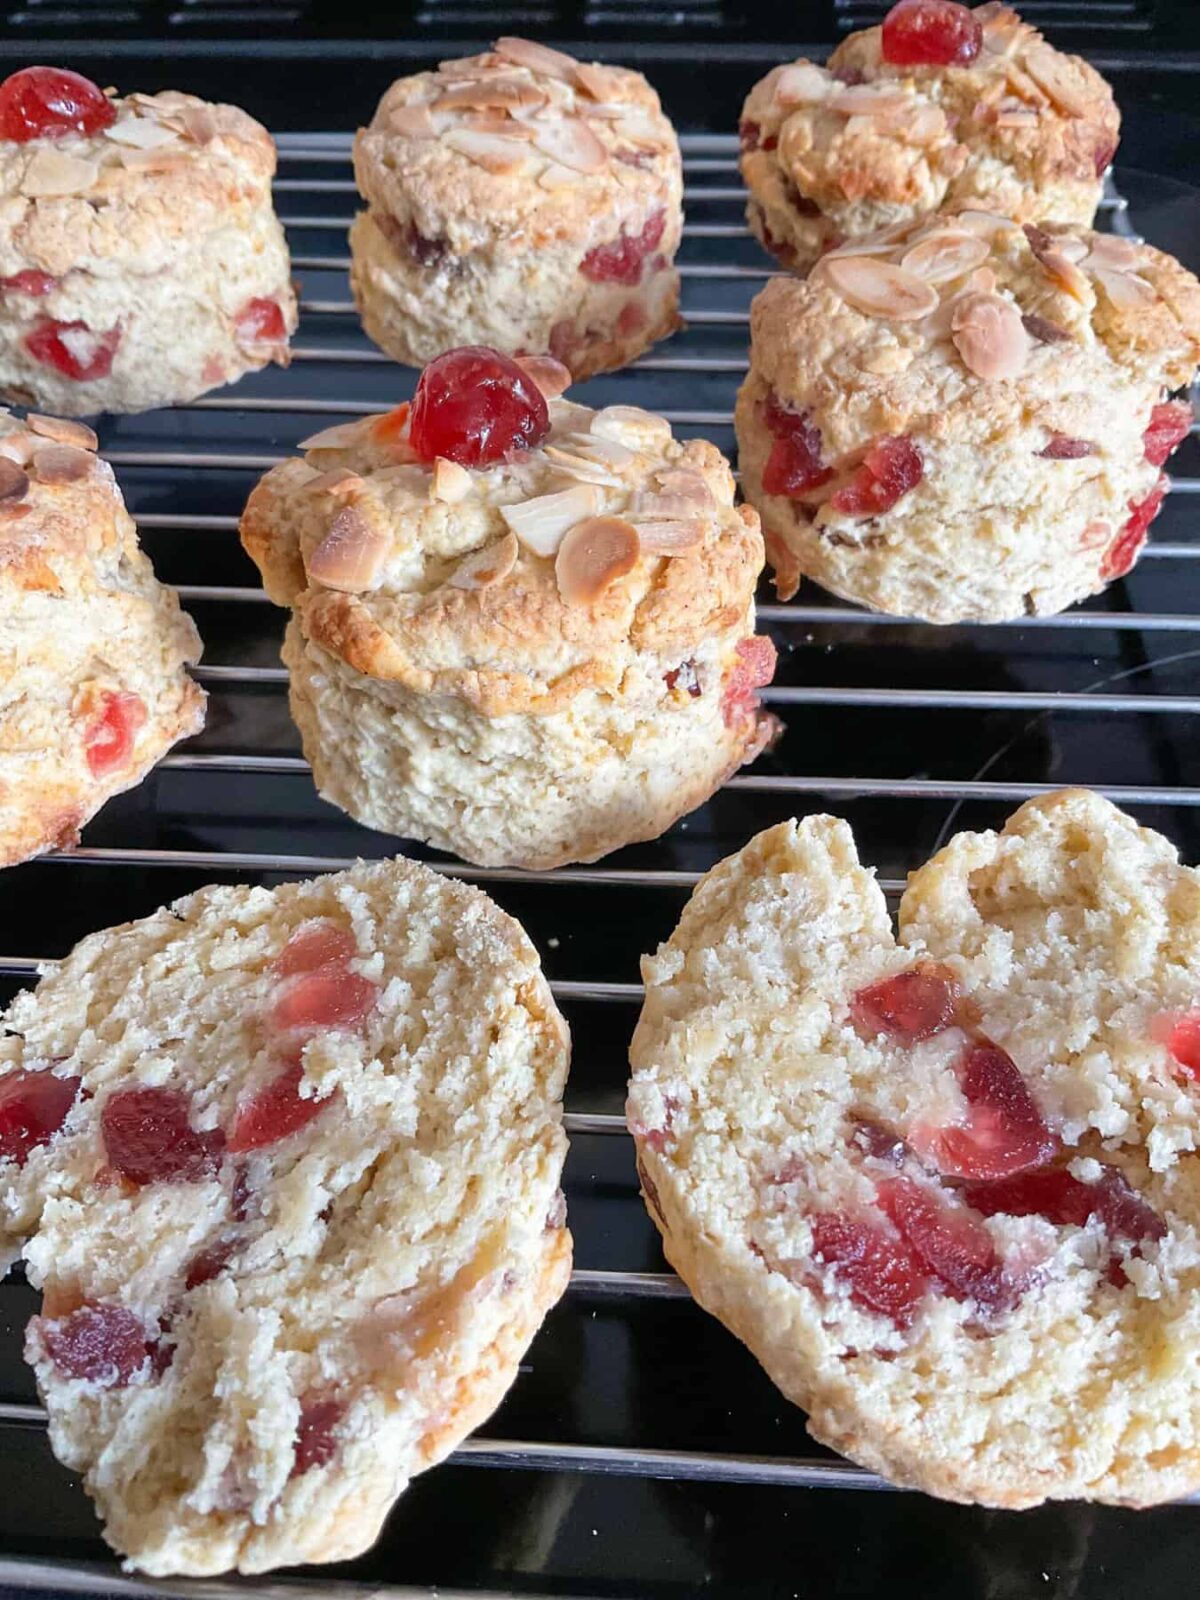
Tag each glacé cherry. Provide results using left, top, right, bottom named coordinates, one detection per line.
left=408, top=346, right=550, bottom=468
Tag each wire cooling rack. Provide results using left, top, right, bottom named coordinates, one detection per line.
left=0, top=136, right=1198, bottom=1596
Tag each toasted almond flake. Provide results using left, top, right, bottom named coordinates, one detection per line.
left=630, top=491, right=706, bottom=523
left=954, top=210, right=1020, bottom=239
left=27, top=414, right=97, bottom=451
left=0, top=458, right=28, bottom=500
left=103, top=114, right=179, bottom=150
left=654, top=468, right=716, bottom=509
left=0, top=432, right=33, bottom=467
left=116, top=146, right=191, bottom=172
left=980, top=3, right=1025, bottom=56
left=531, top=117, right=608, bottom=174
left=542, top=446, right=627, bottom=488
left=548, top=399, right=596, bottom=434
left=1004, top=63, right=1048, bottom=108
left=443, top=128, right=533, bottom=175
left=828, top=85, right=913, bottom=118
left=307, top=503, right=390, bottom=593
left=590, top=404, right=671, bottom=449
left=1051, top=234, right=1088, bottom=263
left=823, top=255, right=938, bottom=321
left=20, top=149, right=100, bottom=198
left=1024, top=45, right=1092, bottom=118
left=562, top=430, right=637, bottom=468
left=299, top=420, right=369, bottom=451
left=430, top=457, right=473, bottom=504
left=514, top=354, right=572, bottom=400
left=176, top=103, right=217, bottom=144
left=449, top=531, right=518, bottom=589
left=494, top=35, right=579, bottom=84
left=434, top=76, right=547, bottom=114
left=951, top=291, right=1029, bottom=381
left=900, top=230, right=989, bottom=285
left=462, top=114, right=537, bottom=138
left=437, top=53, right=498, bottom=80
left=387, top=103, right=437, bottom=138
left=1043, top=249, right=1091, bottom=302
left=635, top=520, right=705, bottom=553
left=821, top=217, right=919, bottom=263
left=1022, top=311, right=1071, bottom=344
left=31, top=443, right=93, bottom=484
left=305, top=467, right=363, bottom=497
left=995, top=105, right=1040, bottom=128
left=1093, top=266, right=1157, bottom=310
left=1083, top=234, right=1141, bottom=272
left=773, top=63, right=833, bottom=107
left=555, top=515, right=641, bottom=606
left=609, top=110, right=663, bottom=150
left=500, top=482, right=603, bottom=557
left=901, top=104, right=949, bottom=144
left=575, top=62, right=623, bottom=101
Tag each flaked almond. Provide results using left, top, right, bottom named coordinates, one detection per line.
left=531, top=117, right=607, bottom=174
left=654, top=467, right=715, bottom=510
left=1050, top=234, right=1088, bottom=263
left=299, top=420, right=369, bottom=451
left=608, top=110, right=663, bottom=150
left=951, top=291, right=1029, bottom=380
left=538, top=162, right=587, bottom=189
left=20, top=148, right=99, bottom=198
left=548, top=399, right=596, bottom=434
left=555, top=515, right=640, bottom=606
left=462, top=114, right=536, bottom=138
left=630, top=490, right=707, bottom=523
left=979, top=3, right=1025, bottom=56
left=1043, top=249, right=1090, bottom=301
left=449, top=531, right=518, bottom=589
left=494, top=35, right=579, bottom=84
left=901, top=104, right=950, bottom=144
left=26, top=414, right=96, bottom=451
left=636, top=520, right=705, bottom=553
left=1083, top=234, right=1141, bottom=272
left=514, top=353, right=572, bottom=400
left=995, top=104, right=1040, bottom=129
left=562, top=430, right=636, bottom=468
left=1093, top=265, right=1157, bottom=310
left=306, top=503, right=390, bottom=593
left=387, top=103, right=437, bottom=139
left=103, top=114, right=179, bottom=150
left=443, top=127, right=533, bottom=175
left=437, top=53, right=498, bottom=80
left=1022, top=311, right=1071, bottom=344
left=0, top=431, right=33, bottom=467
left=955, top=210, right=1020, bottom=239
left=31, top=443, right=92, bottom=483
left=434, top=76, right=547, bottom=114
left=177, top=103, right=217, bottom=144
left=305, top=467, right=363, bottom=497
left=1024, top=45, right=1092, bottom=118
left=828, top=85, right=912, bottom=118
left=823, top=255, right=938, bottom=321
left=431, top=456, right=473, bottom=503
left=575, top=62, right=624, bottom=101
left=115, top=147, right=190, bottom=172
left=1003, top=63, right=1048, bottom=108
left=901, top=230, right=989, bottom=284
left=773, top=62, right=833, bottom=107
left=0, top=457, right=29, bottom=500
left=500, top=482, right=602, bottom=557
left=543, top=445, right=626, bottom=488
left=590, top=404, right=672, bottom=450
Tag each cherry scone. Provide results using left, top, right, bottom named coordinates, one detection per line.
left=0, top=408, right=204, bottom=867
left=239, top=346, right=779, bottom=870
left=3, top=857, right=571, bottom=1574
left=629, top=789, right=1200, bottom=1508
left=735, top=211, right=1200, bottom=621
left=0, top=66, right=296, bottom=415
left=740, top=1, right=1119, bottom=275
left=350, top=37, right=682, bottom=381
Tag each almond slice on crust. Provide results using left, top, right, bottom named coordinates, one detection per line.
left=306, top=502, right=390, bottom=592
left=561, top=430, right=637, bottom=468
left=430, top=457, right=474, bottom=504
left=299, top=420, right=370, bottom=451
left=828, top=85, right=913, bottom=118
left=632, top=519, right=705, bottom=554
left=589, top=404, right=672, bottom=449
left=31, top=443, right=93, bottom=484
left=103, top=114, right=179, bottom=150
left=994, top=104, right=1040, bottom=129
left=773, top=62, right=833, bottom=108
left=27, top=415, right=97, bottom=452
left=0, top=431, right=33, bottom=467
left=1049, top=234, right=1088, bottom=264
left=20, top=149, right=99, bottom=198
left=1082, top=234, right=1141, bottom=273
left=531, top=117, right=608, bottom=174
left=538, top=161, right=587, bottom=189
left=500, top=482, right=603, bottom=557
left=900, top=231, right=989, bottom=285
left=442, top=127, right=533, bottom=175
left=448, top=531, right=518, bottom=590
left=555, top=515, right=641, bottom=606
left=304, top=467, right=363, bottom=497
left=1092, top=266, right=1157, bottom=310
left=654, top=467, right=716, bottom=510
left=177, top=103, right=217, bottom=144
left=514, top=354, right=572, bottom=400
left=386, top=103, right=437, bottom=139
left=494, top=35, right=580, bottom=84
left=951, top=291, right=1030, bottom=380
left=1023, top=45, right=1093, bottom=119
left=629, top=490, right=708, bottom=523
left=954, top=210, right=1020, bottom=239
left=575, top=62, right=624, bottom=102
left=542, top=445, right=627, bottom=488
left=822, top=255, right=938, bottom=321
left=462, top=114, right=537, bottom=139
left=433, top=76, right=547, bottom=114
left=0, top=457, right=29, bottom=500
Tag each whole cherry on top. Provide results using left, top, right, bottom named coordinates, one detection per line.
left=880, top=0, right=983, bottom=67
left=0, top=66, right=116, bottom=141
left=408, top=346, right=551, bottom=469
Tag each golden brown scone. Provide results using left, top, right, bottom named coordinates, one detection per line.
left=0, top=408, right=204, bottom=866
left=350, top=37, right=682, bottom=380
left=735, top=212, right=1200, bottom=621
left=629, top=790, right=1200, bottom=1509
left=240, top=349, right=779, bottom=870
left=740, top=3, right=1119, bottom=273
left=5, top=857, right=571, bottom=1574
left=0, top=69, right=296, bottom=415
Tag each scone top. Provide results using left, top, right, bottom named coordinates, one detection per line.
left=354, top=37, right=681, bottom=255
left=240, top=346, right=765, bottom=716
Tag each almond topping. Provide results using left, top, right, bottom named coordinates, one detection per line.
left=531, top=118, right=608, bottom=175
left=555, top=515, right=641, bottom=606
left=0, top=458, right=29, bottom=500
left=1023, top=46, right=1092, bottom=118
left=430, top=457, right=473, bottom=504
left=387, top=103, right=437, bottom=139
left=177, top=104, right=217, bottom=145
left=494, top=35, right=580, bottom=84
left=27, top=414, right=97, bottom=451
left=0, top=432, right=33, bottom=467
left=1083, top=234, right=1141, bottom=273
left=433, top=77, right=547, bottom=114
left=900, top=231, right=989, bottom=285
left=500, top=482, right=603, bottom=557
left=823, top=256, right=938, bottom=321
left=828, top=85, right=912, bottom=118
left=635, top=520, right=705, bottom=554
left=954, top=210, right=1020, bottom=239
left=20, top=149, right=99, bottom=198
left=103, top=114, right=179, bottom=150
left=630, top=490, right=707, bottom=523
left=514, top=354, right=572, bottom=400
left=822, top=217, right=920, bottom=261
left=307, top=503, right=390, bottom=593
left=462, top=114, right=536, bottom=139
left=442, top=128, right=533, bottom=175
left=773, top=62, right=833, bottom=107
left=538, top=161, right=586, bottom=189
left=449, top=531, right=518, bottom=590
left=995, top=104, right=1040, bottom=129
left=575, top=62, right=624, bottom=102
left=589, top=405, right=672, bottom=449
left=305, top=467, right=363, bottom=497
left=299, top=420, right=369, bottom=451
left=951, top=291, right=1029, bottom=381
left=1051, top=235, right=1088, bottom=263
left=542, top=447, right=627, bottom=489
left=654, top=468, right=716, bottom=510
left=562, top=431, right=636, bottom=468
left=31, top=443, right=93, bottom=484
left=1092, top=266, right=1157, bottom=310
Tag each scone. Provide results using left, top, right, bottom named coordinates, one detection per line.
left=0, top=66, right=296, bottom=415
left=735, top=213, right=1200, bottom=620
left=350, top=37, right=682, bottom=380
left=239, top=345, right=779, bottom=870
left=740, top=2, right=1119, bottom=274
left=0, top=407, right=204, bottom=866
left=629, top=789, right=1200, bottom=1508
left=3, top=856, right=571, bottom=1574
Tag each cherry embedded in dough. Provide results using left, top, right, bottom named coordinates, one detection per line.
left=234, top=298, right=286, bottom=345
left=761, top=394, right=832, bottom=497
left=291, top=1394, right=346, bottom=1477
left=227, top=1061, right=332, bottom=1153
left=580, top=209, right=667, bottom=287
left=39, top=1303, right=153, bottom=1386
left=25, top=318, right=120, bottom=382
left=0, top=67, right=116, bottom=142
left=101, top=1086, right=225, bottom=1186
left=720, top=636, right=777, bottom=729
left=880, top=0, right=982, bottom=67
left=1142, top=401, right=1192, bottom=467
left=808, top=1210, right=930, bottom=1328
left=964, top=1164, right=1164, bottom=1242
left=1102, top=481, right=1166, bottom=579
left=270, top=966, right=377, bottom=1036
left=273, top=919, right=358, bottom=979
left=914, top=1042, right=1058, bottom=1181
left=829, top=435, right=923, bottom=518
left=408, top=346, right=550, bottom=468
left=876, top=1176, right=1012, bottom=1312
left=81, top=689, right=146, bottom=780
left=0, top=270, right=56, bottom=297
left=850, top=964, right=958, bottom=1044
left=0, top=1068, right=80, bottom=1165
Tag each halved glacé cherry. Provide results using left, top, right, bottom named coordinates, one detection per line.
left=291, top=1393, right=346, bottom=1477
left=963, top=1164, right=1164, bottom=1242
left=409, top=346, right=550, bottom=469
left=830, top=435, right=923, bottom=518
left=876, top=1176, right=1012, bottom=1312
left=0, top=67, right=115, bottom=142
left=1143, top=401, right=1192, bottom=468
left=881, top=0, right=982, bottom=67
left=580, top=209, right=666, bottom=287
left=184, top=1236, right=238, bottom=1291
left=102, top=1086, right=225, bottom=1186
left=234, top=297, right=286, bottom=345
left=851, top=963, right=958, bottom=1045
left=1164, top=1011, right=1200, bottom=1078
left=0, top=1068, right=79, bottom=1165
left=809, top=1210, right=930, bottom=1328
left=25, top=318, right=119, bottom=382
left=273, top=918, right=358, bottom=979
left=81, top=689, right=146, bottom=780
left=228, top=1061, right=332, bottom=1153
left=39, top=1303, right=154, bottom=1386
left=720, top=636, right=777, bottom=729
left=1102, top=481, right=1166, bottom=580
left=0, top=270, right=56, bottom=297
left=913, top=1042, right=1057, bottom=1181
left=761, top=393, right=832, bottom=497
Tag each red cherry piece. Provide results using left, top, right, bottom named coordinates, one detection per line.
left=270, top=967, right=377, bottom=1036
left=739, top=119, right=761, bottom=152
left=761, top=393, right=832, bottom=497
left=228, top=1061, right=332, bottom=1154
left=881, top=0, right=982, bottom=67
left=720, top=636, right=777, bottom=730
left=916, top=1043, right=1057, bottom=1181
left=409, top=345, right=550, bottom=468
left=291, top=1394, right=346, bottom=1477
left=664, top=659, right=702, bottom=698
left=234, top=297, right=286, bottom=345
left=964, top=1165, right=1164, bottom=1242
left=0, top=67, right=116, bottom=142
left=1143, top=401, right=1191, bottom=467
left=876, top=1176, right=1011, bottom=1310
left=39, top=1303, right=152, bottom=1386
left=273, top=919, right=358, bottom=980
left=0, top=270, right=56, bottom=297
left=580, top=209, right=666, bottom=287
left=0, top=1068, right=79, bottom=1166
left=809, top=1210, right=930, bottom=1328
left=1102, top=481, right=1166, bottom=580
left=1166, top=1012, right=1200, bottom=1078
left=830, top=436, right=923, bottom=518
left=25, top=318, right=119, bottom=382
left=1039, top=435, right=1096, bottom=460
left=102, top=1086, right=224, bottom=1187
left=850, top=963, right=958, bottom=1045
left=81, top=689, right=146, bottom=780
left=1094, top=140, right=1117, bottom=178
left=184, top=1237, right=238, bottom=1291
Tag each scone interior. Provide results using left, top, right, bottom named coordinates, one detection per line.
left=629, top=790, right=1200, bottom=1507
left=0, top=407, right=205, bottom=867
left=739, top=3, right=1120, bottom=273
left=735, top=211, right=1200, bottom=622
left=350, top=37, right=682, bottom=380
left=3, top=857, right=570, bottom=1575
left=0, top=67, right=297, bottom=416
left=240, top=347, right=780, bottom=870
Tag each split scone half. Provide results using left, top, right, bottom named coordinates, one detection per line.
left=629, top=789, right=1200, bottom=1507
left=0, top=407, right=204, bottom=867
left=351, top=36, right=682, bottom=380
left=2, top=856, right=571, bottom=1574
left=740, top=1, right=1119, bottom=275
left=240, top=345, right=779, bottom=870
